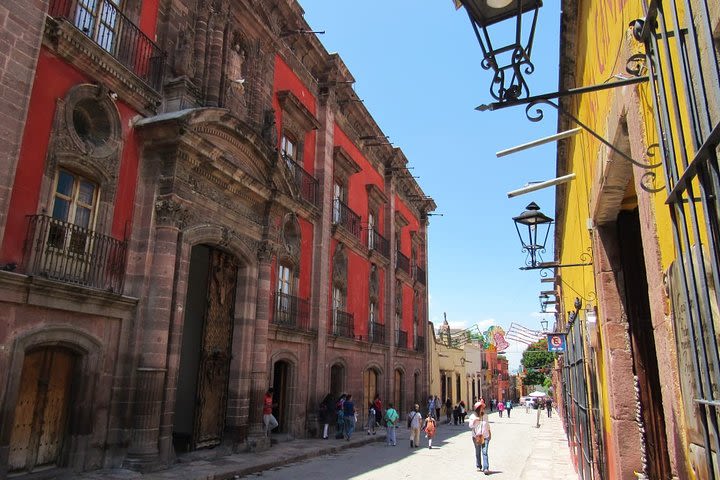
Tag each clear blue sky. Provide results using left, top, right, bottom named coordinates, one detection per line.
left=300, top=1, right=561, bottom=371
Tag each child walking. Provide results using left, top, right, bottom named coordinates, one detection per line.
left=423, top=413, right=437, bottom=449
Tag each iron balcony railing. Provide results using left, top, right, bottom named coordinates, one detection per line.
left=22, top=214, right=127, bottom=292
left=396, top=251, right=410, bottom=274
left=272, top=291, right=310, bottom=330
left=48, top=0, right=166, bottom=91
left=414, top=335, right=425, bottom=353
left=368, top=228, right=390, bottom=258
left=332, top=199, right=362, bottom=239
left=332, top=309, right=354, bottom=339
left=369, top=322, right=386, bottom=345
left=284, top=155, right=319, bottom=207
left=396, top=329, right=408, bottom=348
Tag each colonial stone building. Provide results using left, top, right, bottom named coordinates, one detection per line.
left=0, top=0, right=434, bottom=476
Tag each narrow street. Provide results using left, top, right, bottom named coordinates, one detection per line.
left=244, top=409, right=576, bottom=480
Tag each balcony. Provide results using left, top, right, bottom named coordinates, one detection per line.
left=396, top=251, right=410, bottom=274
left=368, top=229, right=390, bottom=259
left=396, top=329, right=408, bottom=348
left=332, top=309, right=355, bottom=339
left=48, top=0, right=166, bottom=92
left=369, top=322, right=387, bottom=345
left=272, top=291, right=310, bottom=330
left=414, top=336, right=425, bottom=353
left=22, top=214, right=127, bottom=292
left=284, top=155, right=319, bottom=207
left=332, top=199, right=362, bottom=239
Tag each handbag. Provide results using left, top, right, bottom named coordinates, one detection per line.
left=474, top=434, right=484, bottom=445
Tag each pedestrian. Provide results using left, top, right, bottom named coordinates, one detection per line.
left=497, top=400, right=505, bottom=418
left=335, top=394, right=346, bottom=439
left=343, top=394, right=356, bottom=440
left=262, top=388, right=278, bottom=437
left=445, top=397, right=453, bottom=423
left=469, top=401, right=491, bottom=475
left=318, top=393, right=334, bottom=439
left=505, top=399, right=512, bottom=418
left=407, top=404, right=422, bottom=448
left=373, top=393, right=383, bottom=430
left=423, top=413, right=437, bottom=449
left=525, top=397, right=533, bottom=413
left=384, top=402, right=399, bottom=446
left=366, top=401, right=377, bottom=435
left=427, top=396, right=435, bottom=419
left=546, top=397, right=553, bottom=417
left=490, top=398, right=496, bottom=412
left=434, top=395, right=441, bottom=420
left=459, top=400, right=467, bottom=423
left=452, top=403, right=459, bottom=425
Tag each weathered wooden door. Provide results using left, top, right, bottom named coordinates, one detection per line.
left=192, top=249, right=238, bottom=449
left=8, top=347, right=75, bottom=473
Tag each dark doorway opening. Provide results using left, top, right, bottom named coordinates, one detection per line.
left=617, top=209, right=671, bottom=478
left=272, top=361, right=290, bottom=433
left=174, top=245, right=238, bottom=452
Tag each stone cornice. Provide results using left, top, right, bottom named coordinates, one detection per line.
left=333, top=145, right=362, bottom=180
left=277, top=90, right=320, bottom=132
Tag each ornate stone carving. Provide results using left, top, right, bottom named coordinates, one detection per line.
left=262, top=108, right=278, bottom=149
left=395, top=280, right=403, bottom=315
left=171, top=29, right=193, bottom=78
left=369, top=264, right=379, bottom=302
left=155, top=199, right=190, bottom=229
left=257, top=240, right=277, bottom=263
left=281, top=213, right=301, bottom=263
left=332, top=244, right=348, bottom=290
left=225, top=31, right=248, bottom=118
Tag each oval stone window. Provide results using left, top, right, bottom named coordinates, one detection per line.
left=72, top=98, right=112, bottom=148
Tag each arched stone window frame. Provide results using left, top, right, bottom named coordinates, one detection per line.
left=277, top=90, right=320, bottom=171
left=39, top=83, right=123, bottom=235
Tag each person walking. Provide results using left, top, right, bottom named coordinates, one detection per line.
left=427, top=396, right=435, bottom=419
left=384, top=402, right=399, bottom=446
left=505, top=399, right=512, bottom=418
left=423, top=413, right=437, bottom=449
left=373, top=394, right=383, bottom=432
left=459, top=400, right=467, bottom=423
left=366, top=401, right=377, bottom=435
left=469, top=401, right=491, bottom=475
left=407, top=404, right=422, bottom=448
left=342, top=394, right=356, bottom=440
left=546, top=397, right=553, bottom=417
left=445, top=398, right=453, bottom=423
left=263, top=388, right=279, bottom=437
left=497, top=400, right=505, bottom=418
left=434, top=395, right=441, bottom=420
left=318, top=393, right=334, bottom=439
left=334, top=394, right=346, bottom=439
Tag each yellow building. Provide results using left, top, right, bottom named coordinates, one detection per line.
left=551, top=1, right=720, bottom=479
left=456, top=0, right=719, bottom=477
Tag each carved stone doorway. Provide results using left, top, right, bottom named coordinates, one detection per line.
left=8, top=347, right=76, bottom=473
left=174, top=245, right=238, bottom=452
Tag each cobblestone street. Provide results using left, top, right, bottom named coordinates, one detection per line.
left=242, top=409, right=577, bottom=480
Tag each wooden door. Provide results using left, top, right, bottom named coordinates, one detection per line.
left=192, top=249, right=238, bottom=449
left=8, top=348, right=74, bottom=473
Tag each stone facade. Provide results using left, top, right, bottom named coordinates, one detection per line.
left=0, top=0, right=434, bottom=476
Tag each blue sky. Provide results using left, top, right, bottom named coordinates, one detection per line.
left=300, top=1, right=561, bottom=370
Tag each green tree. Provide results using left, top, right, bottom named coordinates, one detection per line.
left=520, top=339, right=555, bottom=386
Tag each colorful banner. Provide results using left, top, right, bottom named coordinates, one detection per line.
left=484, top=326, right=509, bottom=352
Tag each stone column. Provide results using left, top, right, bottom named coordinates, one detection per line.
left=245, top=240, right=275, bottom=451
left=124, top=199, right=187, bottom=471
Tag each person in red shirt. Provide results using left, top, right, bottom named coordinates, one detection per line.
left=263, top=388, right=278, bottom=436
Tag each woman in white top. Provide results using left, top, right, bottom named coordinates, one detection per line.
left=469, top=400, right=491, bottom=475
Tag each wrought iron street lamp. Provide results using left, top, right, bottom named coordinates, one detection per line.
left=540, top=318, right=549, bottom=332
left=512, top=202, right=552, bottom=270
left=539, top=292, right=549, bottom=312
left=457, top=0, right=542, bottom=103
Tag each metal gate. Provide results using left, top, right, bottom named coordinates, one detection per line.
left=192, top=249, right=238, bottom=449
left=8, top=347, right=75, bottom=472
left=563, top=314, right=593, bottom=480
left=635, top=0, right=720, bottom=475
